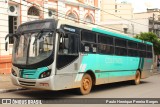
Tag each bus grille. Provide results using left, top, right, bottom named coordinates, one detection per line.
left=20, top=69, right=37, bottom=79
left=19, top=80, right=36, bottom=86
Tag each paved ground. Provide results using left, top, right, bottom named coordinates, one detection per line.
left=0, top=74, right=24, bottom=93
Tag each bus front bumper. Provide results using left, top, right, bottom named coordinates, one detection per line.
left=11, top=74, right=55, bottom=90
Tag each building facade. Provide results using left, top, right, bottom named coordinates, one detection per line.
left=101, top=0, right=133, bottom=21
left=100, top=0, right=160, bottom=37
left=134, top=9, right=160, bottom=37
left=0, top=0, right=101, bottom=74
left=100, top=0, right=133, bottom=34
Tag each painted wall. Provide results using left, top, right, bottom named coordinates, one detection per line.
left=101, top=0, right=133, bottom=21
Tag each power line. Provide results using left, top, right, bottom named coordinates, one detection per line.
left=9, top=0, right=127, bottom=33
left=8, top=0, right=139, bottom=35
left=82, top=2, right=149, bottom=27
left=23, top=0, right=149, bottom=27
left=2, top=0, right=150, bottom=27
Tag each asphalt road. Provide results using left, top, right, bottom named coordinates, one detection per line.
left=0, top=73, right=160, bottom=107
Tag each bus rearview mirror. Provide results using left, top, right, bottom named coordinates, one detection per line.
left=5, top=34, right=14, bottom=51
left=5, top=42, right=8, bottom=51
left=5, top=34, right=13, bottom=40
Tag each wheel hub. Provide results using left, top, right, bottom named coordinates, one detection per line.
left=83, top=79, right=90, bottom=90
left=136, top=72, right=140, bottom=83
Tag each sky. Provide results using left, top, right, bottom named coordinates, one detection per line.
left=117, top=0, right=160, bottom=13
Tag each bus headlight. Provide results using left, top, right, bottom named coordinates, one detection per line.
left=12, top=69, right=17, bottom=77
left=39, top=70, right=51, bottom=79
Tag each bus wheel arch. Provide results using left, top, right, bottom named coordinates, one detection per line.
left=137, top=68, right=142, bottom=78
left=78, top=70, right=96, bottom=95
left=85, top=70, right=96, bottom=86
left=132, top=69, right=141, bottom=85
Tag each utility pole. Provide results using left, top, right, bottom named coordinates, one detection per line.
left=131, top=24, right=134, bottom=36
left=152, top=13, right=155, bottom=33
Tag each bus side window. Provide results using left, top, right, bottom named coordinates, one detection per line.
left=59, top=37, right=64, bottom=53
left=68, top=35, right=78, bottom=54
left=57, top=33, right=79, bottom=69
left=59, top=37, right=68, bottom=54
left=59, top=33, right=79, bottom=54
left=63, top=38, right=69, bottom=54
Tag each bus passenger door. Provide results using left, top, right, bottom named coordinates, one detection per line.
left=55, top=32, right=80, bottom=90
left=56, top=33, right=79, bottom=71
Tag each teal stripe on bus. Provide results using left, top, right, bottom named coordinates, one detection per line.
left=80, top=54, right=140, bottom=78
left=21, top=67, right=48, bottom=79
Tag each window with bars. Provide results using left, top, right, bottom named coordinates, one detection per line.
left=9, top=16, right=18, bottom=44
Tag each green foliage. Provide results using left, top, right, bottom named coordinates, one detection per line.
left=135, top=32, right=160, bottom=55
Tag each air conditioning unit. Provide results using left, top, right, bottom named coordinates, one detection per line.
left=8, top=5, right=18, bottom=16
left=48, top=10, right=56, bottom=18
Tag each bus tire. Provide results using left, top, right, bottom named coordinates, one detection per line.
left=78, top=73, right=92, bottom=95
left=132, top=70, right=141, bottom=85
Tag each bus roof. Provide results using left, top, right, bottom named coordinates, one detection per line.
left=58, top=19, right=153, bottom=46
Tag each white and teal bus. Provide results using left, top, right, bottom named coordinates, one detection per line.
left=5, top=19, right=153, bottom=95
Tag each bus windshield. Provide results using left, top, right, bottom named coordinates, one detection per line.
left=13, top=31, right=54, bottom=65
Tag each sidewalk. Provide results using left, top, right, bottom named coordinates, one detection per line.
left=0, top=70, right=159, bottom=94
left=152, top=68, right=160, bottom=75
left=0, top=74, right=25, bottom=93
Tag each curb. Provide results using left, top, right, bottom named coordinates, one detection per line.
left=0, top=88, right=27, bottom=93
left=153, top=72, right=160, bottom=75
left=153, top=70, right=160, bottom=75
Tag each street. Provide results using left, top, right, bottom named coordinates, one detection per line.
left=0, top=74, right=160, bottom=107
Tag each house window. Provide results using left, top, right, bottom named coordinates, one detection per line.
left=66, top=13, right=78, bottom=21
left=84, top=15, right=93, bottom=23
left=123, top=28, right=128, bottom=34
left=28, top=6, right=40, bottom=16
left=9, top=16, right=17, bottom=44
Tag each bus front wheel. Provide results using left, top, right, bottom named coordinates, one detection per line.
left=79, top=73, right=92, bottom=95
left=133, top=70, right=141, bottom=85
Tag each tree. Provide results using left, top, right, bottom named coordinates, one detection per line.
left=135, top=32, right=160, bottom=55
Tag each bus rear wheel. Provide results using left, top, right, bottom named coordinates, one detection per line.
left=133, top=70, right=141, bottom=85
left=79, top=74, right=92, bottom=95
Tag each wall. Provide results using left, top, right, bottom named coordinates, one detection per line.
left=101, top=0, right=133, bottom=21
left=132, top=19, right=149, bottom=34
left=0, top=0, right=11, bottom=74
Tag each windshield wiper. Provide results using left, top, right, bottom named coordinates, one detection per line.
left=33, top=29, right=45, bottom=45
left=14, top=32, right=24, bottom=53
left=32, top=28, right=54, bottom=45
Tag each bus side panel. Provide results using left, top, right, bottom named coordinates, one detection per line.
left=141, top=58, right=153, bottom=79
left=54, top=56, right=81, bottom=90
left=80, top=54, right=140, bottom=85
left=79, top=54, right=109, bottom=85
left=98, top=55, right=140, bottom=83
left=53, top=54, right=99, bottom=90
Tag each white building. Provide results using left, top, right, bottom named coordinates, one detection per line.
left=100, top=0, right=160, bottom=37
left=100, top=0, right=133, bottom=35
left=134, top=10, right=160, bottom=35
left=101, top=0, right=133, bottom=21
